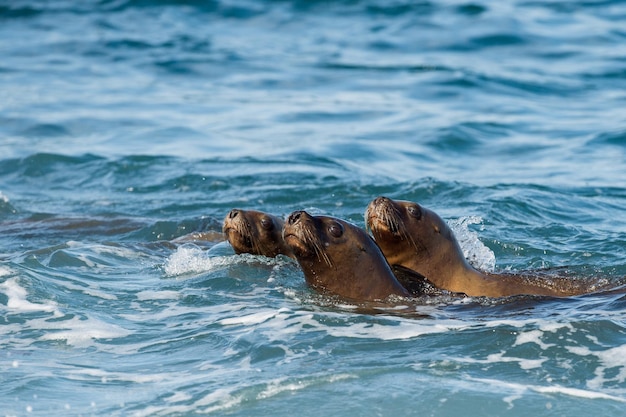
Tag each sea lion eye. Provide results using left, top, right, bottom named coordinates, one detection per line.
left=260, top=217, right=274, bottom=230
left=407, top=204, right=422, bottom=219
left=328, top=222, right=343, bottom=238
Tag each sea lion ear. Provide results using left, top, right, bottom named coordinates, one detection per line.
left=433, top=224, right=440, bottom=233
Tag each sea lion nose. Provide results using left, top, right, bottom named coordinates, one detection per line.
left=374, top=196, right=389, bottom=205
left=287, top=210, right=304, bottom=225
left=228, top=209, right=239, bottom=219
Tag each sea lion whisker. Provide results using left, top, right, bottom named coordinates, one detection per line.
left=381, top=206, right=429, bottom=257
left=381, top=205, right=402, bottom=235
left=299, top=225, right=329, bottom=267
left=242, top=221, right=254, bottom=249
left=319, top=250, right=333, bottom=268
left=239, top=218, right=261, bottom=253
left=251, top=235, right=263, bottom=255
left=393, top=217, right=429, bottom=256
left=364, top=206, right=374, bottom=234
left=304, top=227, right=333, bottom=268
left=408, top=231, right=429, bottom=257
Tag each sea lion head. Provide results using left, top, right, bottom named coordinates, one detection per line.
left=365, top=196, right=463, bottom=272
left=283, top=210, right=409, bottom=301
left=223, top=209, right=292, bottom=258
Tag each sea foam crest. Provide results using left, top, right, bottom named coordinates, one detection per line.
left=0, top=265, right=15, bottom=277
left=450, top=216, right=496, bottom=272
left=219, top=306, right=469, bottom=342
left=467, top=377, right=626, bottom=405
left=163, top=243, right=282, bottom=277
left=37, top=315, right=132, bottom=348
left=0, top=277, right=59, bottom=314
left=163, top=245, right=221, bottom=276
left=566, top=344, right=626, bottom=390
left=0, top=277, right=131, bottom=349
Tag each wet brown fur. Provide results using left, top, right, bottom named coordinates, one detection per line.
left=283, top=210, right=410, bottom=301
left=223, top=209, right=294, bottom=259
left=366, top=197, right=608, bottom=298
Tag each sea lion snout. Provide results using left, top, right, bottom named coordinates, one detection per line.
left=367, top=196, right=395, bottom=215
left=223, top=209, right=238, bottom=233
left=287, top=210, right=305, bottom=225
left=365, top=196, right=403, bottom=235
left=367, top=196, right=392, bottom=214
left=223, top=209, right=241, bottom=231
left=283, top=210, right=320, bottom=260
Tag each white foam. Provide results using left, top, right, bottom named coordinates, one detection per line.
left=532, top=385, right=626, bottom=401
left=46, top=278, right=117, bottom=301
left=0, top=277, right=58, bottom=313
left=596, top=345, right=626, bottom=383
left=256, top=374, right=355, bottom=400
left=0, top=265, right=15, bottom=277
left=131, top=403, right=197, bottom=417
left=59, top=242, right=147, bottom=270
left=469, top=377, right=626, bottom=404
left=487, top=352, right=547, bottom=370
left=256, top=378, right=312, bottom=400
left=223, top=306, right=468, bottom=341
left=163, top=244, right=286, bottom=277
left=38, top=315, right=131, bottom=348
left=324, top=319, right=464, bottom=340
left=191, top=372, right=357, bottom=414
left=451, top=351, right=546, bottom=370
left=195, top=387, right=245, bottom=414
left=218, top=308, right=317, bottom=346
left=89, top=243, right=144, bottom=259
left=513, top=329, right=554, bottom=350
left=164, top=391, right=193, bottom=403
left=219, top=309, right=287, bottom=326
left=84, top=288, right=118, bottom=301
left=120, top=300, right=248, bottom=325
left=136, top=290, right=180, bottom=301
left=566, top=344, right=626, bottom=389
left=539, top=322, right=575, bottom=333
left=63, top=367, right=167, bottom=384
left=450, top=216, right=496, bottom=272
left=162, top=245, right=221, bottom=276
left=485, top=318, right=571, bottom=330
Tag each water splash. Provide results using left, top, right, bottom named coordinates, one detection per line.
left=162, top=243, right=288, bottom=277
left=450, top=216, right=496, bottom=272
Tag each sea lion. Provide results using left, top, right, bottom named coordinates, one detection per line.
left=223, top=209, right=294, bottom=259
left=282, top=210, right=411, bottom=301
left=365, top=196, right=606, bottom=298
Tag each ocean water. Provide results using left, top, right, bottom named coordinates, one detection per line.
left=1, top=0, right=626, bottom=415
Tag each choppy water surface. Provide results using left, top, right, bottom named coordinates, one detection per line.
left=1, top=0, right=626, bottom=415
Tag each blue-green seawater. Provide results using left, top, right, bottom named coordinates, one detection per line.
left=2, top=0, right=626, bottom=415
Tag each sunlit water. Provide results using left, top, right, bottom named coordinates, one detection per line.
left=1, top=1, right=626, bottom=416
